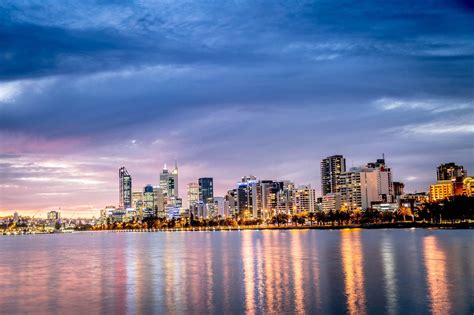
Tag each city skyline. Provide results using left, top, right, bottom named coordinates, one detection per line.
left=1, top=156, right=470, bottom=218
left=1, top=1, right=473, bottom=217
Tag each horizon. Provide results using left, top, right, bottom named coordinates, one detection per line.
left=1, top=1, right=473, bottom=218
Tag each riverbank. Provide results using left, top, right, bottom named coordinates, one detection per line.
left=101, top=221, right=474, bottom=233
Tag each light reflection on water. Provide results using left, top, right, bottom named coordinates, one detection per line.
left=341, top=229, right=366, bottom=315
left=0, top=229, right=472, bottom=314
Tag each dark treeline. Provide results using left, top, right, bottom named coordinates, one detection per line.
left=93, top=195, right=473, bottom=230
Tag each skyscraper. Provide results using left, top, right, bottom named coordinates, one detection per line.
left=119, top=166, right=132, bottom=209
left=321, top=155, right=346, bottom=196
left=187, top=182, right=199, bottom=208
left=237, top=175, right=257, bottom=218
left=159, top=161, right=179, bottom=203
left=143, top=184, right=155, bottom=217
left=199, top=177, right=214, bottom=204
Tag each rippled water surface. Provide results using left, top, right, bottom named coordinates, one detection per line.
left=0, top=229, right=473, bottom=314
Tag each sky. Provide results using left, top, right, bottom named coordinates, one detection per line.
left=1, top=0, right=473, bottom=217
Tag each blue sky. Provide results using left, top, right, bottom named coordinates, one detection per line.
left=1, top=0, right=473, bottom=216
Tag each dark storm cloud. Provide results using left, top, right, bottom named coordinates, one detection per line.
left=0, top=0, right=473, bottom=212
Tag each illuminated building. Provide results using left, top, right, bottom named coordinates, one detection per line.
left=214, top=197, right=226, bottom=217
left=132, top=191, right=143, bottom=217
left=463, top=177, right=474, bottom=197
left=153, top=186, right=165, bottom=217
left=293, top=185, right=316, bottom=213
left=119, top=166, right=132, bottom=209
left=321, top=155, right=346, bottom=195
left=187, top=182, right=199, bottom=207
left=437, top=163, right=465, bottom=181
left=143, top=184, right=155, bottom=217
left=322, top=193, right=341, bottom=212
left=237, top=176, right=257, bottom=218
left=47, top=210, right=61, bottom=221
left=159, top=161, right=179, bottom=204
left=429, top=180, right=454, bottom=201
left=199, top=177, right=214, bottom=204
left=275, top=181, right=295, bottom=214
left=225, top=189, right=238, bottom=217
left=339, top=157, right=395, bottom=210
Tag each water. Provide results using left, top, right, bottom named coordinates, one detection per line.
left=0, top=229, right=472, bottom=314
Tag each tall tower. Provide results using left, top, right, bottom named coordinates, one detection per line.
left=321, top=155, right=346, bottom=196
left=171, top=160, right=179, bottom=198
left=199, top=177, right=214, bottom=204
left=119, top=166, right=132, bottom=209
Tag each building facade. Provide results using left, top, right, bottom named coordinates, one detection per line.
left=119, top=166, right=132, bottom=209
left=321, top=155, right=346, bottom=195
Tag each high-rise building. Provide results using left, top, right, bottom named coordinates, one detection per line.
left=430, top=180, right=454, bottom=201
left=293, top=185, right=316, bottom=213
left=159, top=162, right=179, bottom=204
left=321, top=155, right=346, bottom=195
left=237, top=176, right=258, bottom=218
left=322, top=193, right=341, bottom=212
left=132, top=191, right=143, bottom=217
left=153, top=186, right=165, bottom=217
left=187, top=182, right=199, bottom=208
left=199, top=177, right=214, bottom=204
left=276, top=181, right=295, bottom=214
left=437, top=163, right=466, bottom=181
left=225, top=189, right=238, bottom=218
left=339, top=158, right=394, bottom=211
left=119, top=167, right=132, bottom=209
left=143, top=184, right=155, bottom=217
left=393, top=182, right=405, bottom=198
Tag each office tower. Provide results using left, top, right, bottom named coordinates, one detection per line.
left=132, top=191, right=143, bottom=217
left=258, top=180, right=280, bottom=218
left=321, top=155, right=346, bottom=195
left=293, top=185, right=316, bottom=213
left=153, top=186, right=165, bottom=216
left=143, top=184, right=155, bottom=217
left=393, top=182, right=405, bottom=198
left=187, top=182, right=199, bottom=207
left=199, top=177, right=214, bottom=204
left=237, top=176, right=258, bottom=218
left=437, top=163, right=466, bottom=181
left=171, top=161, right=179, bottom=198
left=119, top=166, right=132, bottom=209
left=159, top=161, right=179, bottom=203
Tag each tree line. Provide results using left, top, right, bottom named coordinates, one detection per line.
left=92, top=195, right=473, bottom=230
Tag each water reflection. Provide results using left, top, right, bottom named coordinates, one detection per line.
left=242, top=231, right=256, bottom=314
left=341, top=229, right=366, bottom=315
left=423, top=236, right=451, bottom=315
left=381, top=236, right=398, bottom=314
left=0, top=230, right=471, bottom=314
left=290, top=231, right=305, bottom=313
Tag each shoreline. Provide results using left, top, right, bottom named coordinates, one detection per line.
left=101, top=222, right=473, bottom=233
left=2, top=222, right=472, bottom=236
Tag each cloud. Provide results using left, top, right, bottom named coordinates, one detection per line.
left=1, top=0, right=473, bottom=215
left=375, top=98, right=474, bottom=113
